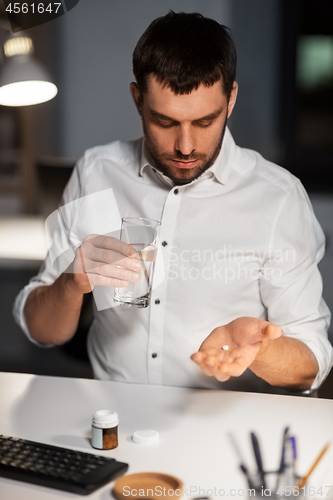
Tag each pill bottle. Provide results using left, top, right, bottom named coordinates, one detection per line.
left=91, top=410, right=119, bottom=450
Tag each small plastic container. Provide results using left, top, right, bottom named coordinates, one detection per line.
left=91, top=410, right=119, bottom=450
left=132, top=429, right=159, bottom=445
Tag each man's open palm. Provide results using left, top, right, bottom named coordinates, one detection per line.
left=191, top=317, right=282, bottom=382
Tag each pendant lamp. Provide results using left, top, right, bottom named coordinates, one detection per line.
left=0, top=34, right=58, bottom=106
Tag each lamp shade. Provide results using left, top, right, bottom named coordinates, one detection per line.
left=0, top=54, right=58, bottom=106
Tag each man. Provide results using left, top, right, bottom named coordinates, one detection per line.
left=14, top=12, right=332, bottom=394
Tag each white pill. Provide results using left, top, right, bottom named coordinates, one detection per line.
left=222, top=345, right=229, bottom=350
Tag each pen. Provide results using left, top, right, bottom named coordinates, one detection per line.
left=296, top=442, right=331, bottom=490
left=283, top=436, right=295, bottom=489
left=251, top=432, right=266, bottom=489
left=275, top=426, right=290, bottom=491
left=227, top=432, right=256, bottom=490
left=290, top=436, right=297, bottom=462
left=278, top=427, right=290, bottom=471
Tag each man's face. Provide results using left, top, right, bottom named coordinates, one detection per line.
left=131, top=76, right=238, bottom=185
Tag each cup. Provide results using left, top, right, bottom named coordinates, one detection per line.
left=114, top=217, right=161, bottom=308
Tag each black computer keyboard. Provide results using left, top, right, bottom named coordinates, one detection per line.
left=0, top=435, right=128, bottom=495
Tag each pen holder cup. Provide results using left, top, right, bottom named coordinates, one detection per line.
left=246, top=470, right=303, bottom=499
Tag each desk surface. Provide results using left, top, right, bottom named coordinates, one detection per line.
left=1, top=372, right=333, bottom=500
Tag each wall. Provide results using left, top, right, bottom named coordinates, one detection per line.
left=229, top=0, right=281, bottom=163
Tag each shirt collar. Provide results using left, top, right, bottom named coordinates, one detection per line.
left=139, top=139, right=153, bottom=177
left=139, top=126, right=237, bottom=186
left=208, top=127, right=237, bottom=185
left=139, top=140, right=175, bottom=187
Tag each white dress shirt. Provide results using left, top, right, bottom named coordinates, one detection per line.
left=14, top=128, right=333, bottom=394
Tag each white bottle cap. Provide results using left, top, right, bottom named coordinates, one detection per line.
left=132, top=429, right=159, bottom=445
left=92, top=410, right=119, bottom=429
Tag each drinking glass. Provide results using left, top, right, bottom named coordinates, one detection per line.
left=114, top=217, right=160, bottom=308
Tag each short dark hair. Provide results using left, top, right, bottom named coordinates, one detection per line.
left=132, top=11, right=237, bottom=99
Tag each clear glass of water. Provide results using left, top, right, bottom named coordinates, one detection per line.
left=114, top=217, right=161, bottom=308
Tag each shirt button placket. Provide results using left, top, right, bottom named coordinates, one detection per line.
left=147, top=186, right=182, bottom=385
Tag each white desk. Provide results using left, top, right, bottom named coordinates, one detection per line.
left=1, top=372, right=333, bottom=499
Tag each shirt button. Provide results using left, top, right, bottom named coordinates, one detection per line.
left=174, top=189, right=179, bottom=195
left=161, top=241, right=168, bottom=247
left=151, top=353, right=158, bottom=359
left=154, top=299, right=160, bottom=305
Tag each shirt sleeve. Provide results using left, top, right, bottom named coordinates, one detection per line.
left=12, top=163, right=83, bottom=346
left=259, top=180, right=333, bottom=393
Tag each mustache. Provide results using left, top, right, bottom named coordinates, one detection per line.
left=165, top=153, right=207, bottom=161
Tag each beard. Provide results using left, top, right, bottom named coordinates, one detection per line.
left=142, top=117, right=228, bottom=186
